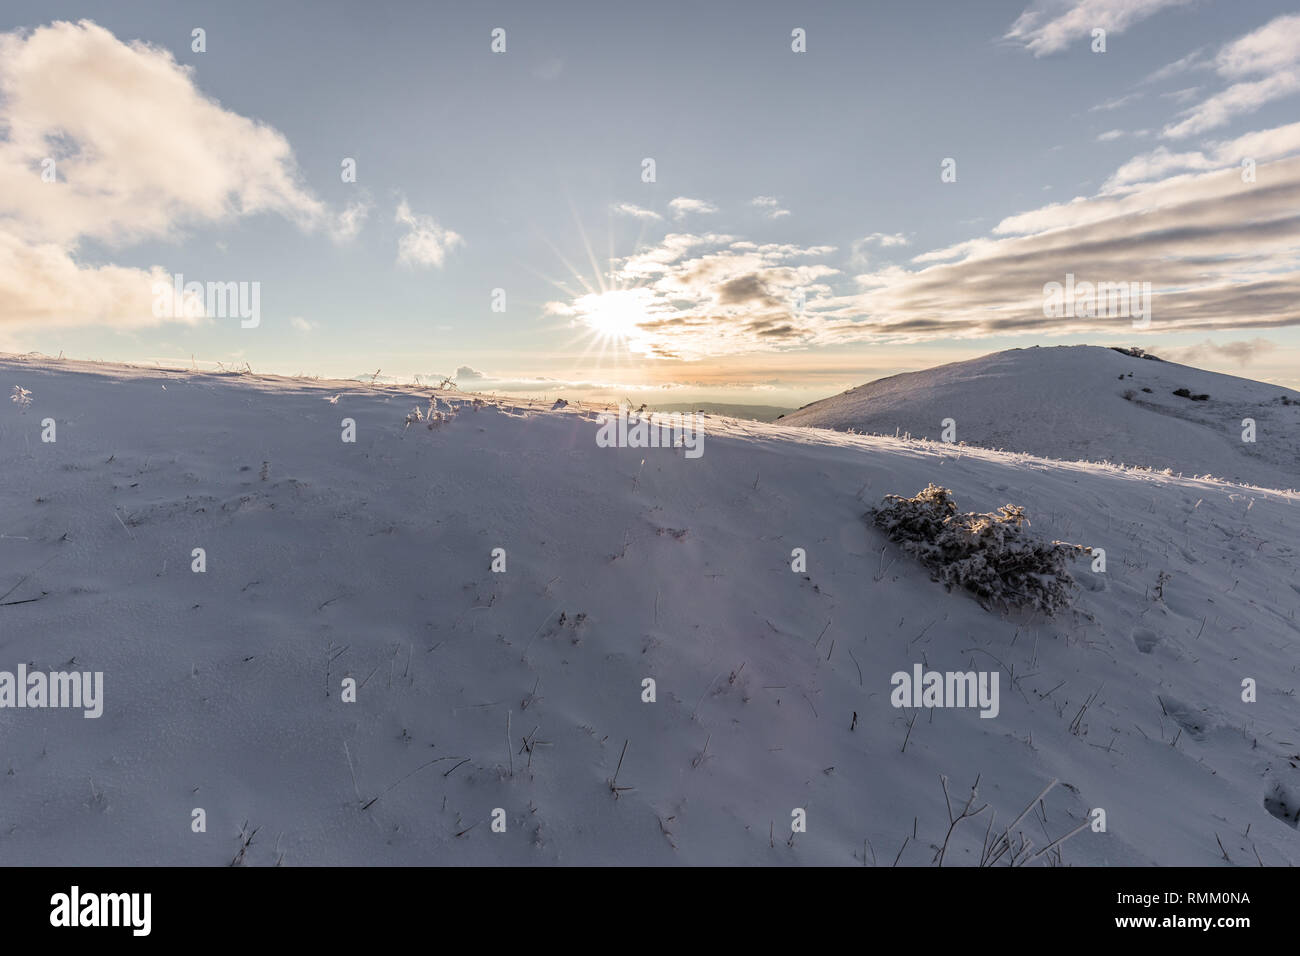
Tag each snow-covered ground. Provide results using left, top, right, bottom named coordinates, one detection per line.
left=2, top=352, right=1297, bottom=866
left=782, top=345, right=1300, bottom=491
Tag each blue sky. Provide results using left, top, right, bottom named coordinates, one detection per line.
left=2, top=0, right=1299, bottom=404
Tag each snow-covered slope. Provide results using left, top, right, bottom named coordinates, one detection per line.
left=2, top=353, right=1298, bottom=866
left=781, top=346, right=1300, bottom=491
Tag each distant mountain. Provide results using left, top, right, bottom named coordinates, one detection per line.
left=650, top=403, right=793, bottom=423
left=781, top=345, right=1300, bottom=489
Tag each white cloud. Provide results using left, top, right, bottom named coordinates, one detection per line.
left=545, top=123, right=1300, bottom=354
left=1105, top=121, right=1300, bottom=190
left=668, top=197, right=718, bottom=219
left=0, top=232, right=189, bottom=330
left=1102, top=145, right=1215, bottom=186
left=617, top=232, right=735, bottom=278
left=330, top=200, right=371, bottom=242
left=1159, top=86, right=1202, bottom=103
left=1215, top=14, right=1300, bottom=78
left=1096, top=129, right=1126, bottom=141
left=0, top=21, right=325, bottom=248
left=289, top=316, right=313, bottom=332
left=1161, top=337, right=1277, bottom=367
left=546, top=235, right=841, bottom=359
left=861, top=232, right=909, bottom=247
left=0, top=19, right=351, bottom=328
left=1164, top=15, right=1300, bottom=138
left=1144, top=48, right=1209, bottom=84
left=395, top=200, right=463, bottom=268
left=1164, top=72, right=1300, bottom=139
left=751, top=196, right=790, bottom=218
left=842, top=149, right=1300, bottom=341
left=1090, top=92, right=1143, bottom=112
left=850, top=232, right=910, bottom=267
left=611, top=202, right=662, bottom=221
left=1006, top=0, right=1192, bottom=57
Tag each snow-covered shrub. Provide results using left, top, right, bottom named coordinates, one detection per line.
left=404, top=396, right=455, bottom=429
left=10, top=385, right=32, bottom=411
left=1110, top=346, right=1163, bottom=362
left=868, top=484, right=1086, bottom=614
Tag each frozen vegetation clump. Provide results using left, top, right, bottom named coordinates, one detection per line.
left=404, top=396, right=455, bottom=429
left=1110, top=346, right=1163, bottom=361
left=869, top=484, right=1086, bottom=614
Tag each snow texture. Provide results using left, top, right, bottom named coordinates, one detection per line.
left=0, top=350, right=1297, bottom=866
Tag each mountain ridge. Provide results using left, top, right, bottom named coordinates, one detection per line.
left=781, top=345, right=1300, bottom=490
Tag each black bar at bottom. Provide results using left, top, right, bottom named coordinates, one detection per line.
left=0, top=865, right=1279, bottom=942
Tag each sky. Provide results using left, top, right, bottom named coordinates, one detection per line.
left=1, top=0, right=1299, bottom=406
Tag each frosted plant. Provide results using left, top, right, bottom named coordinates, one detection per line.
left=10, top=385, right=32, bottom=412
left=868, top=484, right=1087, bottom=615
left=404, top=396, right=454, bottom=429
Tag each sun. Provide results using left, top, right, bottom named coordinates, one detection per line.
left=576, top=288, right=650, bottom=344
left=536, top=223, right=661, bottom=368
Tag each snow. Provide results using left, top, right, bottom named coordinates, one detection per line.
left=781, top=345, right=1300, bottom=491
left=1, top=351, right=1297, bottom=865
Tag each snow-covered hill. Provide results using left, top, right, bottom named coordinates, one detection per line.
left=1, top=353, right=1298, bottom=866
left=781, top=346, right=1300, bottom=491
